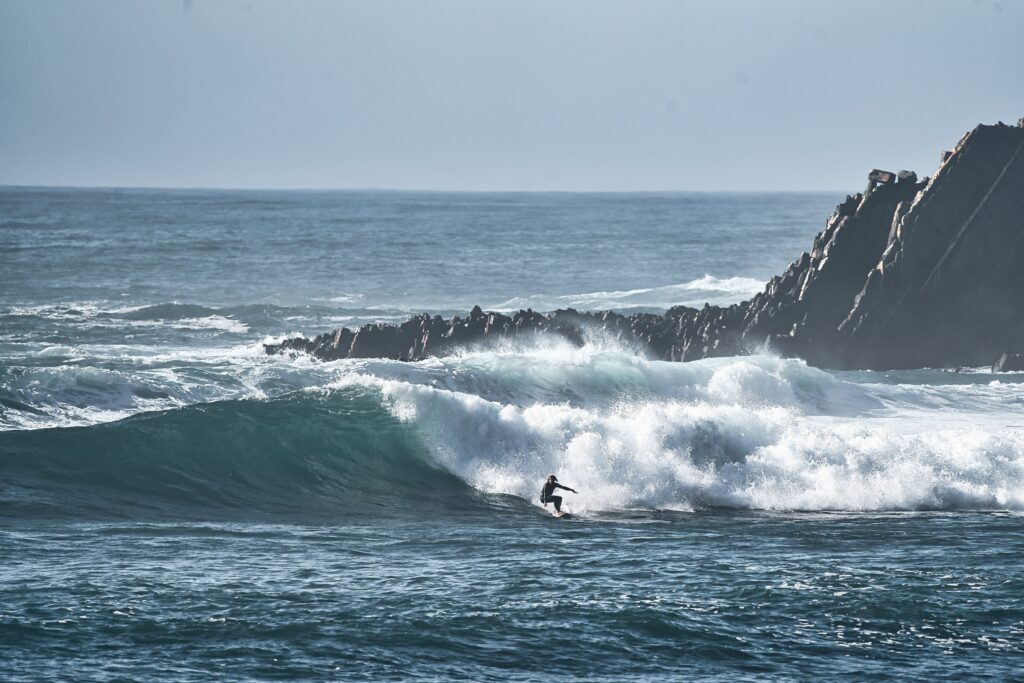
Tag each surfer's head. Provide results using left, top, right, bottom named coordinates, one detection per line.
left=548, top=475, right=557, bottom=482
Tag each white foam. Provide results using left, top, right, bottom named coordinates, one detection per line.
left=492, top=274, right=764, bottom=312
left=0, top=341, right=309, bottom=431
left=6, top=302, right=104, bottom=320
left=177, top=316, right=249, bottom=334
left=322, top=350, right=1024, bottom=513
left=327, top=293, right=365, bottom=305
left=331, top=345, right=874, bottom=417
left=34, top=345, right=79, bottom=359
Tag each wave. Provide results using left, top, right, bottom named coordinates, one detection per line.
left=116, top=303, right=224, bottom=321
left=0, top=389, right=480, bottom=520
left=3, top=349, right=1024, bottom=519
left=0, top=350, right=253, bottom=431
left=492, top=274, right=765, bottom=312
left=332, top=356, right=1024, bottom=514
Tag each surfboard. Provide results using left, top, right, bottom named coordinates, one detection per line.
left=553, top=511, right=571, bottom=518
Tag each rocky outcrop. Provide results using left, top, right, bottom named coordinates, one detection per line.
left=834, top=122, right=1024, bottom=369
left=267, top=304, right=747, bottom=363
left=267, top=121, right=1024, bottom=370
left=993, top=352, right=1024, bottom=373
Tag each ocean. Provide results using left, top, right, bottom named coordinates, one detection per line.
left=2, top=187, right=1023, bottom=681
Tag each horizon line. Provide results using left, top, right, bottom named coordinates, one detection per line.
left=0, top=183, right=849, bottom=195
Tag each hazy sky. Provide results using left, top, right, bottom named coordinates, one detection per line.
left=1, top=0, right=1021, bottom=191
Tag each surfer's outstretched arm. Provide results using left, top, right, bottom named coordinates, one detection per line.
left=556, top=483, right=577, bottom=493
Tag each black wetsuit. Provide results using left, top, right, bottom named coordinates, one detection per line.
left=541, top=481, right=572, bottom=512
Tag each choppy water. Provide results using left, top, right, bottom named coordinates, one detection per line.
left=3, top=187, right=1023, bottom=680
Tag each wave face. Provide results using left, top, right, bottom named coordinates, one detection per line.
left=4, top=346, right=1024, bottom=519
left=0, top=388, right=474, bottom=520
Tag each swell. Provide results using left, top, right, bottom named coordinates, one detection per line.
left=0, top=388, right=481, bottom=521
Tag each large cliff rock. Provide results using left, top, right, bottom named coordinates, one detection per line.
left=267, top=121, right=1024, bottom=370
left=835, top=123, right=1024, bottom=368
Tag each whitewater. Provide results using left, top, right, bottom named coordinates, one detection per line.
left=3, top=187, right=1024, bottom=681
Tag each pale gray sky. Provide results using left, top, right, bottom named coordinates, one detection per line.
left=1, top=0, right=1021, bottom=191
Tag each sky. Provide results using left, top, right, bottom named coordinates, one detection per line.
left=1, top=0, right=1021, bottom=191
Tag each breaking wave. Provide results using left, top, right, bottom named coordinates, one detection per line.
left=3, top=347, right=1024, bottom=519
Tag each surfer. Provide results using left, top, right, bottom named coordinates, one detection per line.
left=540, top=475, right=577, bottom=513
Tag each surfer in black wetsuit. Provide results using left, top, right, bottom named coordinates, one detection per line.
left=540, top=475, right=577, bottom=513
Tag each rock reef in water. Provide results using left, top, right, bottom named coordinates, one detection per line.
left=267, top=121, right=1024, bottom=370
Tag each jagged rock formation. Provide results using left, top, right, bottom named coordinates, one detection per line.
left=836, top=123, right=1024, bottom=369
left=993, top=352, right=1024, bottom=373
left=267, top=121, right=1024, bottom=370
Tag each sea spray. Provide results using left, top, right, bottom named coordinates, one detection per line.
left=376, top=384, right=1024, bottom=512
left=326, top=348, right=1024, bottom=513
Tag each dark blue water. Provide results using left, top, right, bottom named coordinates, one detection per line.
left=4, top=515, right=1024, bottom=682
left=3, top=188, right=1024, bottom=680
